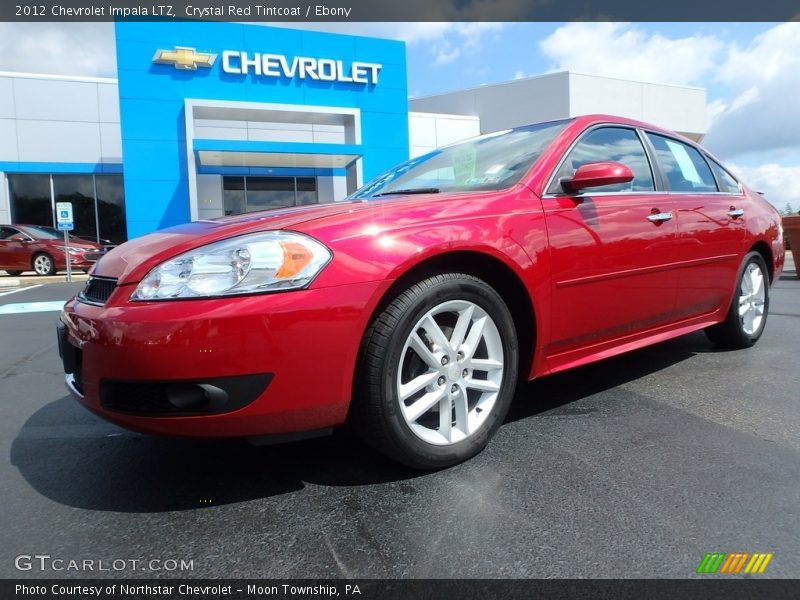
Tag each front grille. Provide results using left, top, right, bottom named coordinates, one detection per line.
left=79, top=276, right=117, bottom=305
left=84, top=252, right=105, bottom=261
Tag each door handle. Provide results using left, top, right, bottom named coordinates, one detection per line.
left=727, top=208, right=744, bottom=218
left=647, top=211, right=673, bottom=223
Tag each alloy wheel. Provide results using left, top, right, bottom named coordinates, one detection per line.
left=738, top=262, right=766, bottom=335
left=397, top=299, right=504, bottom=445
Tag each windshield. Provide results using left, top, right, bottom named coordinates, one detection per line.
left=349, top=119, right=570, bottom=199
left=19, top=225, right=63, bottom=240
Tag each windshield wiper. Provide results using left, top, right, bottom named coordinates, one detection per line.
left=373, top=187, right=440, bottom=197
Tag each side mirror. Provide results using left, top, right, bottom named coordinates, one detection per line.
left=561, top=161, right=634, bottom=193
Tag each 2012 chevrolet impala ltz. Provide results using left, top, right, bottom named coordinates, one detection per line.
left=57, top=115, right=785, bottom=469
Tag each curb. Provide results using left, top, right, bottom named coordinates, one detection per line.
left=1, top=274, right=89, bottom=287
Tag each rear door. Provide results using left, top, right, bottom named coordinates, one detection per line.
left=542, top=126, right=679, bottom=355
left=644, top=133, right=746, bottom=319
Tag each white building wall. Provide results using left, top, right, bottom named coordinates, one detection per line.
left=196, top=174, right=223, bottom=220
left=410, top=72, right=571, bottom=135
left=408, top=112, right=481, bottom=158
left=568, top=73, right=707, bottom=141
left=0, top=172, right=9, bottom=224
left=410, top=71, right=707, bottom=141
left=0, top=73, right=122, bottom=166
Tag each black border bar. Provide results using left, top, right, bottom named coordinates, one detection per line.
left=4, top=579, right=800, bottom=600
left=3, top=0, right=800, bottom=22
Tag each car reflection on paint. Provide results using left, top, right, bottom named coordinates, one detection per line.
left=58, top=114, right=784, bottom=469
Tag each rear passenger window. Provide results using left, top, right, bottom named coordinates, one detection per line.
left=708, top=159, right=741, bottom=194
left=548, top=127, right=654, bottom=194
left=646, top=133, right=718, bottom=193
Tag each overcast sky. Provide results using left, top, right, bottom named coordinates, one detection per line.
left=0, top=21, right=798, bottom=211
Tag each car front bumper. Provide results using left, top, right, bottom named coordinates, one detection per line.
left=57, top=279, right=386, bottom=438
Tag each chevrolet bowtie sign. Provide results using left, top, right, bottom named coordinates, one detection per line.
left=152, top=47, right=382, bottom=85
left=152, top=47, right=217, bottom=70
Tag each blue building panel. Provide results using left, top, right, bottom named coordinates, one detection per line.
left=115, top=22, right=410, bottom=239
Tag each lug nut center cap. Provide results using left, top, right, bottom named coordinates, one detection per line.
left=447, top=364, right=460, bottom=381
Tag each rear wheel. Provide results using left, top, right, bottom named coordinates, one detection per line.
left=32, top=253, right=56, bottom=276
left=705, top=252, right=769, bottom=348
left=352, top=273, right=519, bottom=469
left=4, top=270, right=22, bottom=276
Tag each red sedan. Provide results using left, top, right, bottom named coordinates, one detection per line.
left=58, top=115, right=784, bottom=468
left=1, top=224, right=106, bottom=276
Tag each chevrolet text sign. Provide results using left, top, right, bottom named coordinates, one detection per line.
left=152, top=46, right=382, bottom=85
left=222, top=51, right=382, bottom=85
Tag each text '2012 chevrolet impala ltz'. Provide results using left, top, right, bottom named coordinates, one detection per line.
left=58, top=115, right=785, bottom=469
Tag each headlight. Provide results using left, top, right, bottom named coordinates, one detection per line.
left=67, top=248, right=84, bottom=255
left=131, top=231, right=331, bottom=301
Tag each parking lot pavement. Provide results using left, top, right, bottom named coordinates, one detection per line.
left=0, top=275, right=798, bottom=579
left=0, top=272, right=89, bottom=288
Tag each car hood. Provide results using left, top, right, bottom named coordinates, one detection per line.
left=93, top=201, right=372, bottom=283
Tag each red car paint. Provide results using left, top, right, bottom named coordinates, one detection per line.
left=0, top=224, right=105, bottom=274
left=59, top=115, right=784, bottom=438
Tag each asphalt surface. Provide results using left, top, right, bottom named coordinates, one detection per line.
left=0, top=272, right=798, bottom=579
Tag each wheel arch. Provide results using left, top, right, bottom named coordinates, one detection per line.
left=358, top=250, right=537, bottom=382
left=749, top=240, right=774, bottom=282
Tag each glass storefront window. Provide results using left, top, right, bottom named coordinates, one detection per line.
left=95, top=175, right=127, bottom=245
left=7, top=173, right=127, bottom=244
left=8, top=175, right=52, bottom=227
left=223, top=176, right=318, bottom=215
left=222, top=177, right=246, bottom=216
left=53, top=175, right=97, bottom=241
left=246, top=177, right=296, bottom=211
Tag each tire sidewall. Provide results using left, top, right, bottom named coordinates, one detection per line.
left=379, top=276, right=518, bottom=467
left=730, top=252, right=770, bottom=345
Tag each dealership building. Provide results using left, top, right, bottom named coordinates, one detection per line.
left=0, top=22, right=707, bottom=244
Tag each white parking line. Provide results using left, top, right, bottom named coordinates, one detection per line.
left=0, top=300, right=65, bottom=314
left=0, top=284, right=42, bottom=297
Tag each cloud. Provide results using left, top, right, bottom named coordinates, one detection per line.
left=728, top=163, right=800, bottom=211
left=703, top=23, right=800, bottom=160
left=539, top=22, right=723, bottom=86
left=0, top=23, right=115, bottom=77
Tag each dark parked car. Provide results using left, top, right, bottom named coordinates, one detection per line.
left=59, top=115, right=784, bottom=468
left=0, top=224, right=106, bottom=276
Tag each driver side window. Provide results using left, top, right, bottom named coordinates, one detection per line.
left=547, top=127, right=655, bottom=194
left=0, top=227, right=21, bottom=241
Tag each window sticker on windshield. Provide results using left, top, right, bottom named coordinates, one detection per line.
left=665, top=139, right=702, bottom=184
left=453, top=147, right=477, bottom=184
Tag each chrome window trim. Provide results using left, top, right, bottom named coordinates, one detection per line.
left=542, top=123, right=657, bottom=197
left=541, top=190, right=746, bottom=200
left=542, top=123, right=747, bottom=200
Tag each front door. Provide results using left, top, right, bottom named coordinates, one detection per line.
left=542, top=126, right=679, bottom=355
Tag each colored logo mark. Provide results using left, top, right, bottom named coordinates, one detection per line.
left=152, top=47, right=217, bottom=70
left=696, top=552, right=773, bottom=574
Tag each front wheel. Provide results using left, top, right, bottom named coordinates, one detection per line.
left=32, top=253, right=56, bottom=276
left=352, top=273, right=519, bottom=469
left=705, top=252, right=770, bottom=348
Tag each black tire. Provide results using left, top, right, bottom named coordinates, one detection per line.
left=5, top=270, right=23, bottom=276
left=32, top=253, right=56, bottom=276
left=351, top=273, right=519, bottom=469
left=705, top=252, right=770, bottom=349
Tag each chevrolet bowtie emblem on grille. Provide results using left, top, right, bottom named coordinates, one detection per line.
left=152, top=47, right=217, bottom=70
